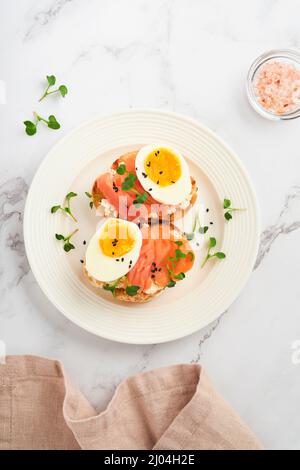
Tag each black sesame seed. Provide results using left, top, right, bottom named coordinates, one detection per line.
left=148, top=188, right=152, bottom=191
left=142, top=172, right=147, bottom=178
left=80, top=259, right=84, bottom=264
left=112, top=252, right=115, bottom=255
left=158, top=268, right=162, bottom=272
left=116, top=259, right=119, bottom=262
left=210, top=222, right=213, bottom=225
left=156, top=180, right=159, bottom=184
left=147, top=162, right=151, bottom=167
left=157, top=150, right=160, bottom=154
left=171, top=180, right=175, bottom=184
left=121, top=258, right=124, bottom=262
left=83, top=240, right=86, bottom=245
left=151, top=274, right=155, bottom=279
left=152, top=262, right=156, bottom=266
left=206, top=208, right=209, bottom=213
left=159, top=171, right=163, bottom=175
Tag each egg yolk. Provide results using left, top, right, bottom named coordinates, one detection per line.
left=144, top=148, right=181, bottom=187
left=99, top=220, right=135, bottom=258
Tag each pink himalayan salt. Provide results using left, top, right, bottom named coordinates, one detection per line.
left=254, top=60, right=300, bottom=115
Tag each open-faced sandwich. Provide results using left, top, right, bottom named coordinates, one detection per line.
left=83, top=217, right=195, bottom=302
left=92, top=144, right=197, bottom=222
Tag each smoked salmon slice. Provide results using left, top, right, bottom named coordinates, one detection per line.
left=127, top=223, right=194, bottom=291
left=92, top=151, right=197, bottom=222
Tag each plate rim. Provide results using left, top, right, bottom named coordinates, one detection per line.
left=24, top=108, right=261, bottom=344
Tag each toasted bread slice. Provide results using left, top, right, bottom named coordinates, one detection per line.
left=83, top=222, right=193, bottom=303
left=83, top=265, right=164, bottom=302
left=92, top=151, right=198, bottom=222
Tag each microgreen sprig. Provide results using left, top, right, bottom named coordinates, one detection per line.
left=103, top=280, right=120, bottom=297
left=24, top=112, right=60, bottom=136
left=121, top=172, right=137, bottom=191
left=166, top=241, right=193, bottom=287
left=85, top=191, right=93, bottom=209
left=185, top=208, right=209, bottom=240
left=201, top=237, right=226, bottom=268
left=103, top=282, right=140, bottom=297
left=223, top=198, right=246, bottom=221
left=55, top=228, right=78, bottom=252
left=126, top=285, right=140, bottom=296
left=39, top=75, right=68, bottom=102
left=117, top=163, right=149, bottom=205
left=51, top=192, right=78, bottom=222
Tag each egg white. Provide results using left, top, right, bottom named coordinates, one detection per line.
left=85, top=218, right=142, bottom=283
left=135, top=144, right=192, bottom=206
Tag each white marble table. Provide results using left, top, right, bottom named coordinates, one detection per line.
left=1, top=0, right=300, bottom=450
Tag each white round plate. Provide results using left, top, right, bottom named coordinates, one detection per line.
left=24, top=110, right=260, bottom=344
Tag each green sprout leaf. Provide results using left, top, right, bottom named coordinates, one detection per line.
left=215, top=252, right=226, bottom=259
left=63, top=242, right=75, bottom=252
left=175, top=249, right=186, bottom=260
left=116, top=163, right=127, bottom=175
left=51, top=205, right=61, bottom=213
left=47, top=115, right=60, bottom=130
left=85, top=192, right=92, bottom=198
left=24, top=120, right=37, bottom=136
left=224, top=211, right=233, bottom=221
left=125, top=285, right=140, bottom=296
left=89, top=201, right=93, bottom=209
left=174, top=272, right=185, bottom=280
left=55, top=234, right=65, bottom=241
left=175, top=241, right=183, bottom=246
left=66, top=192, right=77, bottom=201
left=199, top=226, right=209, bottom=234
left=209, top=237, right=216, bottom=248
left=47, top=75, right=56, bottom=86
left=167, top=280, right=176, bottom=288
left=59, top=85, right=68, bottom=97
left=223, top=198, right=231, bottom=209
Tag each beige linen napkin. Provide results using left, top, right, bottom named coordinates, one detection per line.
left=0, top=355, right=262, bottom=450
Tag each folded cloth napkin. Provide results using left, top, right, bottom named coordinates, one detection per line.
left=0, top=355, right=262, bottom=450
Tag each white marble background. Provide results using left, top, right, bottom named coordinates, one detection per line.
left=0, top=0, right=300, bottom=450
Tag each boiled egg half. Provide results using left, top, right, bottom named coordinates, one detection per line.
left=85, top=218, right=142, bottom=283
left=135, top=144, right=191, bottom=205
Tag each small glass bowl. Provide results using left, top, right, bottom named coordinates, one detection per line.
left=246, top=49, right=300, bottom=121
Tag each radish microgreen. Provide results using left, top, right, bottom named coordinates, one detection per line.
left=39, top=75, right=68, bottom=102
left=55, top=228, right=78, bottom=252
left=85, top=191, right=93, bottom=209
left=51, top=192, right=78, bottom=222
left=116, top=164, right=148, bottom=204
left=201, top=237, right=226, bottom=268
left=223, top=198, right=246, bottom=221
left=24, top=112, right=60, bottom=136
left=125, top=285, right=140, bottom=296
